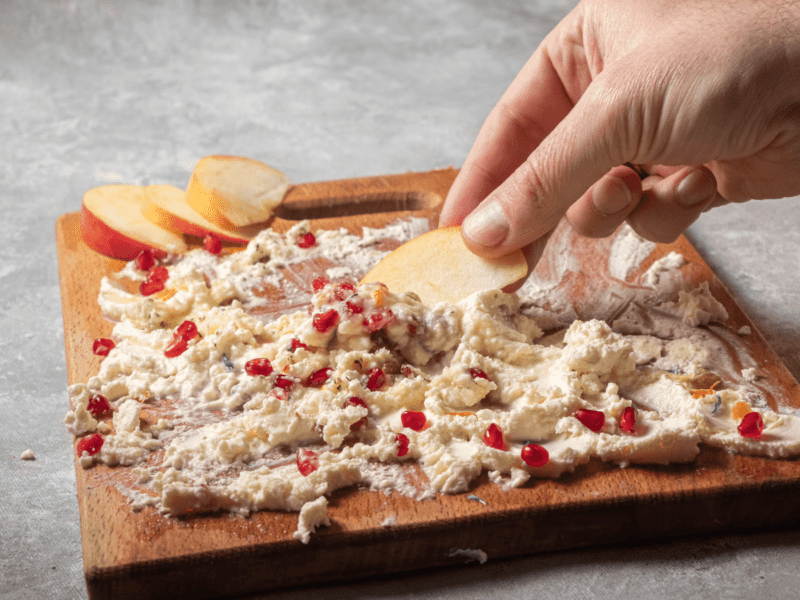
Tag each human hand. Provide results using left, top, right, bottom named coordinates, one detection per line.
left=440, top=0, right=800, bottom=273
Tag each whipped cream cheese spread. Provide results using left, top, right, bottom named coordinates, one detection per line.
left=66, top=220, right=800, bottom=542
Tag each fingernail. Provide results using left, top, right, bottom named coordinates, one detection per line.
left=676, top=170, right=716, bottom=207
left=592, top=176, right=631, bottom=216
left=462, top=202, right=509, bottom=247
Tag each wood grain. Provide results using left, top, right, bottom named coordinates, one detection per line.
left=56, top=168, right=800, bottom=600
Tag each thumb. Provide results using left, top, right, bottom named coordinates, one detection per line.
left=460, top=69, right=636, bottom=260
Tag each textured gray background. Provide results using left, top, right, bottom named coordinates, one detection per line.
left=2, top=1, right=799, bottom=598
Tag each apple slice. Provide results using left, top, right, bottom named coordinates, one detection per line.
left=360, top=226, right=527, bottom=305
left=185, top=155, right=290, bottom=228
left=81, top=184, right=188, bottom=260
left=143, top=184, right=264, bottom=244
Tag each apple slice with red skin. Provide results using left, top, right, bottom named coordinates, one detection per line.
left=143, top=184, right=264, bottom=244
left=360, top=226, right=527, bottom=306
left=80, top=184, right=187, bottom=260
left=185, top=155, right=290, bottom=228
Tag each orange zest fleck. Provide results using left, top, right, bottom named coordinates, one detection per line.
left=690, top=381, right=719, bottom=399
left=373, top=288, right=385, bottom=308
left=447, top=411, right=477, bottom=418
left=732, top=401, right=751, bottom=421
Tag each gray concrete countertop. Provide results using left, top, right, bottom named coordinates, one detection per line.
left=2, top=1, right=799, bottom=598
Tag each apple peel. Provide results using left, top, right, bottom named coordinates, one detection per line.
left=143, top=184, right=263, bottom=244
left=360, top=226, right=527, bottom=306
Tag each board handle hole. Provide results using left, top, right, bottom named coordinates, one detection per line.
left=274, top=190, right=442, bottom=220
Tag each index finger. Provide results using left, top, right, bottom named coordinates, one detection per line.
left=439, top=26, right=583, bottom=228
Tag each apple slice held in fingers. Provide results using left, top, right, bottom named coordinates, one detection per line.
left=185, top=155, right=290, bottom=228
left=80, top=184, right=188, bottom=260
left=360, top=226, right=527, bottom=306
left=143, top=184, right=263, bottom=244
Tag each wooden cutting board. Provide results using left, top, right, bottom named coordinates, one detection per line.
left=56, top=168, right=800, bottom=600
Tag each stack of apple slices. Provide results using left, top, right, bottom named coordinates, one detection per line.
left=80, top=155, right=290, bottom=260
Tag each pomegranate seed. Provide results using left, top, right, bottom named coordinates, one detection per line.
left=92, top=338, right=115, bottom=356
left=135, top=249, right=155, bottom=271
left=401, top=410, right=426, bottom=431
left=140, top=265, right=169, bottom=296
left=139, top=278, right=165, bottom=296
left=408, top=323, right=417, bottom=336
left=148, top=265, right=170, bottom=283
left=76, top=434, right=104, bottom=456
left=363, top=308, right=394, bottom=332
left=521, top=443, right=549, bottom=467
left=245, top=358, right=274, bottom=377
left=86, top=394, right=111, bottom=418
left=619, top=407, right=636, bottom=433
left=164, top=336, right=188, bottom=358
left=312, top=309, right=340, bottom=333
left=347, top=397, right=367, bottom=409
left=366, top=368, right=386, bottom=391
left=575, top=408, right=605, bottom=432
left=738, top=411, right=764, bottom=439
left=306, top=367, right=332, bottom=387
left=470, top=368, right=490, bottom=381
left=401, top=365, right=414, bottom=377
left=333, top=282, right=356, bottom=301
left=396, top=433, right=410, bottom=457
left=483, top=423, right=506, bottom=450
left=297, top=232, right=316, bottom=248
left=346, top=397, right=368, bottom=431
left=345, top=300, right=364, bottom=314
left=203, top=232, right=222, bottom=254
left=297, top=449, right=319, bottom=476
left=274, top=375, right=294, bottom=390
left=290, top=338, right=310, bottom=352
left=175, top=320, right=198, bottom=341
left=312, top=276, right=330, bottom=292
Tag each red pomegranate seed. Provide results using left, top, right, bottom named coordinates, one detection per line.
left=408, top=323, right=417, bottom=336
left=164, top=336, right=188, bottom=358
left=470, top=368, right=490, bottom=381
left=363, top=308, right=394, bottom=332
left=245, top=358, right=274, bottom=377
left=139, top=278, right=165, bottom=296
left=366, top=368, right=386, bottom=391
left=483, top=423, right=506, bottom=450
left=521, top=443, right=549, bottom=467
left=290, top=338, right=309, bottom=352
left=135, top=249, right=155, bottom=271
left=175, top=320, right=198, bottom=341
left=274, top=375, right=294, bottom=390
left=575, top=408, right=605, bottom=432
left=297, top=232, right=316, bottom=248
left=92, top=338, right=115, bottom=356
left=140, top=265, right=169, bottom=296
left=203, top=232, right=222, bottom=255
left=86, top=394, right=111, bottom=418
left=313, top=309, right=340, bottom=333
left=76, top=434, right=104, bottom=456
left=619, top=407, right=636, bottom=433
left=346, top=397, right=368, bottom=431
left=738, top=411, right=764, bottom=439
left=148, top=265, right=170, bottom=283
left=396, top=433, right=410, bottom=457
left=312, top=276, right=330, bottom=292
left=345, top=300, right=364, bottom=314
left=297, top=449, right=319, bottom=476
left=401, top=410, right=426, bottom=431
left=333, top=282, right=356, bottom=301
left=306, top=367, right=332, bottom=387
